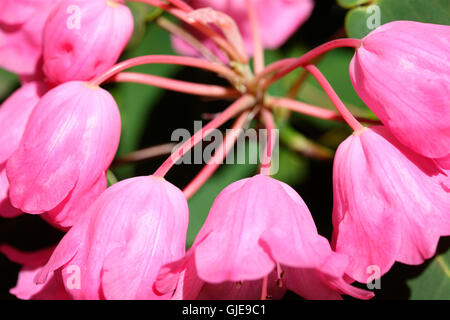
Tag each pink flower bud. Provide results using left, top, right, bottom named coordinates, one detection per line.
left=0, top=0, right=61, bottom=75
left=332, top=126, right=450, bottom=283
left=42, top=0, right=134, bottom=84
left=0, top=245, right=71, bottom=300
left=350, top=21, right=450, bottom=160
left=173, top=0, right=314, bottom=57
left=6, top=81, right=121, bottom=228
left=0, top=82, right=47, bottom=218
left=158, top=175, right=373, bottom=300
left=36, top=176, right=189, bottom=300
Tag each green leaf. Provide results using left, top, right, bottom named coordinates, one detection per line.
left=271, top=146, right=309, bottom=186
left=407, top=248, right=450, bottom=299
left=0, top=68, right=19, bottom=101
left=344, top=0, right=450, bottom=39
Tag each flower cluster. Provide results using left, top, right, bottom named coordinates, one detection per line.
left=0, top=0, right=448, bottom=300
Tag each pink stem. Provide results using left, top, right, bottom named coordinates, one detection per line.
left=253, top=38, right=362, bottom=87
left=305, top=64, right=364, bottom=132
left=183, top=111, right=250, bottom=200
left=131, top=0, right=247, bottom=63
left=245, top=0, right=264, bottom=73
left=267, top=96, right=343, bottom=121
left=90, top=55, right=239, bottom=85
left=153, top=95, right=256, bottom=178
left=164, top=0, right=192, bottom=12
left=112, top=72, right=240, bottom=99
left=260, top=108, right=276, bottom=176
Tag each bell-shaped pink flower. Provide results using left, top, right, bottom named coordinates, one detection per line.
left=42, top=0, right=134, bottom=85
left=0, top=0, right=61, bottom=76
left=157, top=175, right=373, bottom=300
left=332, top=126, right=450, bottom=284
left=6, top=81, right=121, bottom=228
left=350, top=21, right=450, bottom=160
left=0, top=245, right=71, bottom=300
left=36, top=176, right=189, bottom=300
left=173, top=0, right=314, bottom=57
left=0, top=82, right=47, bottom=218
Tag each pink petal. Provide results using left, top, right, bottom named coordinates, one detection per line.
left=7, top=81, right=121, bottom=226
left=350, top=21, right=450, bottom=159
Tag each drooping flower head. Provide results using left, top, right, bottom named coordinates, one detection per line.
left=36, top=176, right=189, bottom=300
left=6, top=81, right=121, bottom=228
left=0, top=82, right=47, bottom=218
left=42, top=0, right=134, bottom=84
left=158, top=175, right=373, bottom=300
left=332, top=126, right=450, bottom=283
left=350, top=21, right=450, bottom=160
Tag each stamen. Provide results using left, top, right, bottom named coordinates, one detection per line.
left=236, top=281, right=243, bottom=289
left=260, top=275, right=269, bottom=300
left=276, top=263, right=284, bottom=288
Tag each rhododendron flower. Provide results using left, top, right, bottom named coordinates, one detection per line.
left=0, top=82, right=47, bottom=218
left=42, top=0, right=134, bottom=84
left=332, top=126, right=450, bottom=283
left=173, top=0, right=314, bottom=57
left=36, top=176, right=189, bottom=300
left=350, top=21, right=450, bottom=160
left=6, top=81, right=121, bottom=228
left=0, top=0, right=60, bottom=76
left=0, top=245, right=71, bottom=300
left=157, top=175, right=373, bottom=300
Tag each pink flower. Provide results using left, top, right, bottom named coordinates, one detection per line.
left=0, top=82, right=47, bottom=218
left=157, top=175, right=373, bottom=300
left=173, top=0, right=314, bottom=57
left=332, top=126, right=450, bottom=283
left=0, top=245, right=71, bottom=300
left=350, top=21, right=450, bottom=160
left=42, top=0, right=134, bottom=85
left=0, top=0, right=61, bottom=76
left=36, top=176, right=189, bottom=300
left=6, top=81, right=121, bottom=228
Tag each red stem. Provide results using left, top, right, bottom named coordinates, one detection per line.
left=266, top=97, right=376, bottom=125
left=90, top=55, right=239, bottom=85
left=131, top=0, right=247, bottom=63
left=153, top=95, right=256, bottom=178
left=253, top=38, right=362, bottom=87
left=260, top=108, right=276, bottom=176
left=112, top=72, right=240, bottom=98
left=305, top=64, right=364, bottom=132
left=183, top=111, right=251, bottom=200
left=245, top=0, right=264, bottom=73
left=164, top=0, right=192, bottom=12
